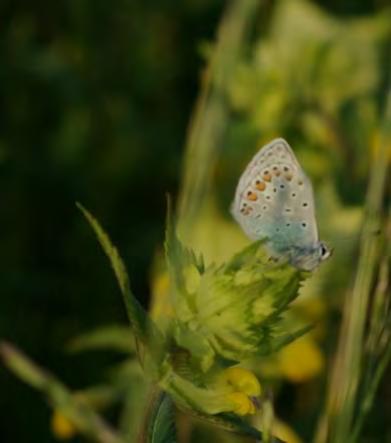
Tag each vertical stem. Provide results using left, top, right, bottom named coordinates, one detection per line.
left=315, top=91, right=391, bottom=443
left=351, top=240, right=391, bottom=442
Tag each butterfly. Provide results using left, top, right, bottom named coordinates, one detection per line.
left=232, top=138, right=331, bottom=271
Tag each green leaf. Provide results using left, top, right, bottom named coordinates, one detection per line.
left=76, top=203, right=165, bottom=371
left=223, top=239, right=266, bottom=274
left=67, top=325, right=136, bottom=354
left=266, top=324, right=314, bottom=354
left=183, top=409, right=285, bottom=443
left=146, top=391, right=177, bottom=443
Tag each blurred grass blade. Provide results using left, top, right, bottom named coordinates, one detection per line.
left=74, top=385, right=122, bottom=409
left=178, top=0, right=259, bottom=238
left=0, top=342, right=125, bottom=443
left=77, top=203, right=165, bottom=367
left=119, top=381, right=150, bottom=442
left=316, top=89, right=391, bottom=443
left=67, top=325, right=136, bottom=354
left=351, top=213, right=391, bottom=441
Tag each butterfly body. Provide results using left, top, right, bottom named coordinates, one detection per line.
left=232, top=138, right=330, bottom=271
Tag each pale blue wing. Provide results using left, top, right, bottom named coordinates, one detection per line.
left=232, top=138, right=319, bottom=254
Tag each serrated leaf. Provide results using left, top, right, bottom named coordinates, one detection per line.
left=77, top=203, right=165, bottom=370
left=267, top=324, right=314, bottom=354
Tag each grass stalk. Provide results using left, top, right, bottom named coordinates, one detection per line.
left=315, top=90, right=391, bottom=443
left=350, top=211, right=391, bottom=441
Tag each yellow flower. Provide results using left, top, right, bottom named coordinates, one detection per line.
left=226, top=392, right=256, bottom=416
left=278, top=335, right=324, bottom=382
left=216, top=367, right=262, bottom=416
left=51, top=410, right=77, bottom=440
left=160, top=367, right=261, bottom=417
left=219, top=366, right=262, bottom=396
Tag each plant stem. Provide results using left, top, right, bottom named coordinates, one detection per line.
left=350, top=210, right=391, bottom=441
left=315, top=90, right=391, bottom=443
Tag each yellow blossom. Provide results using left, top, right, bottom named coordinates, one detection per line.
left=226, top=392, right=256, bottom=416
left=219, top=366, right=262, bottom=396
left=51, top=410, right=77, bottom=440
left=215, top=367, right=261, bottom=416
left=278, top=335, right=324, bottom=382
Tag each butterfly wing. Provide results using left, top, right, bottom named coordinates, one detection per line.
left=232, top=138, right=319, bottom=254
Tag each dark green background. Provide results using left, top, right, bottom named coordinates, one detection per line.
left=0, top=1, right=386, bottom=442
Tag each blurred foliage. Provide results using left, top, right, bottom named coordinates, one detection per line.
left=0, top=1, right=222, bottom=441
left=0, top=0, right=390, bottom=442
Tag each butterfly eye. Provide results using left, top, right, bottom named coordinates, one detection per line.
left=321, top=244, right=330, bottom=258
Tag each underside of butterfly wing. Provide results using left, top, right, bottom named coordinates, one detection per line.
left=232, top=138, right=319, bottom=255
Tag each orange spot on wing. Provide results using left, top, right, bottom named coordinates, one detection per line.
left=255, top=181, right=266, bottom=191
left=263, top=173, right=271, bottom=182
left=246, top=191, right=258, bottom=201
left=285, top=173, right=293, bottom=181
